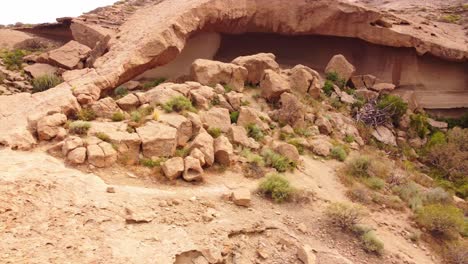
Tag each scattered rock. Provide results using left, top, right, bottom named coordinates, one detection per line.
left=289, top=64, right=321, bottom=98
left=231, top=53, right=279, bottom=85
left=116, top=94, right=140, bottom=111
left=67, top=146, right=87, bottom=164
left=214, top=135, right=234, bottom=166
left=86, top=142, right=117, bottom=168
left=260, top=69, right=291, bottom=101
left=427, top=118, right=448, bottom=130
left=275, top=92, right=305, bottom=128
left=36, top=113, right=67, bottom=141
left=159, top=113, right=193, bottom=146
left=23, top=63, right=58, bottom=79
left=200, top=107, right=231, bottom=133
left=191, top=59, right=247, bottom=92
left=325, top=54, right=356, bottom=81
left=190, top=132, right=215, bottom=166
left=274, top=142, right=300, bottom=163
left=237, top=106, right=269, bottom=131
left=309, top=137, right=333, bottom=156
left=225, top=91, right=244, bottom=110
left=231, top=188, right=251, bottom=207
left=350, top=74, right=376, bottom=89
left=315, top=116, right=333, bottom=135
left=91, top=97, right=121, bottom=119
left=44, top=40, right=92, bottom=69
left=297, top=244, right=316, bottom=264
left=229, top=125, right=260, bottom=149
left=183, top=156, right=204, bottom=181
left=371, top=82, right=396, bottom=92
left=136, top=122, right=178, bottom=158
left=162, top=157, right=184, bottom=180
left=372, top=126, right=397, bottom=146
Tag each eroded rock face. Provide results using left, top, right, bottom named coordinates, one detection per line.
left=41, top=40, right=91, bottom=70
left=200, top=107, right=231, bottom=133
left=190, top=59, right=247, bottom=92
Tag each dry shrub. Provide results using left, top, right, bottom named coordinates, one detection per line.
left=416, top=204, right=464, bottom=238
left=445, top=242, right=468, bottom=264
left=326, top=202, right=367, bottom=230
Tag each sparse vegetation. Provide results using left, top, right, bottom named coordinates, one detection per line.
left=322, top=80, right=334, bottom=96
left=111, top=112, right=125, bottom=122
left=326, top=71, right=346, bottom=88
left=207, top=127, right=222, bottom=138
left=410, top=113, right=430, bottom=138
left=175, top=147, right=190, bottom=158
left=69, top=121, right=91, bottom=135
left=130, top=111, right=142, bottom=122
left=96, top=132, right=111, bottom=142
left=230, top=111, right=239, bottom=123
left=441, top=14, right=461, bottom=24
left=377, top=94, right=408, bottom=125
left=163, top=96, right=196, bottom=113
left=416, top=204, right=464, bottom=238
left=77, top=108, right=97, bottom=121
left=258, top=173, right=294, bottom=203
left=363, top=177, right=385, bottom=190
left=246, top=123, right=264, bottom=141
left=262, top=149, right=296, bottom=172
left=114, top=86, right=128, bottom=98
left=326, top=202, right=367, bottom=230
left=361, top=231, right=384, bottom=255
left=345, top=134, right=355, bottom=143
left=32, top=74, right=63, bottom=93
left=142, top=78, right=166, bottom=90
left=0, top=49, right=27, bottom=70
left=223, top=84, right=233, bottom=93
left=140, top=158, right=165, bottom=168
left=331, top=146, right=347, bottom=161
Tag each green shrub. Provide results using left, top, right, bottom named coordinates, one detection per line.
left=346, top=156, right=371, bottom=177
left=344, top=135, right=355, bottom=143
left=246, top=123, right=264, bottom=141
left=326, top=71, right=346, bottom=88
left=130, top=111, right=142, bottom=122
left=393, top=181, right=423, bottom=210
left=326, top=202, right=367, bottom=230
left=364, top=177, right=385, bottom=190
left=322, top=80, right=334, bottom=96
left=347, top=186, right=372, bottom=204
left=331, top=146, right=347, bottom=161
left=207, top=127, right=222, bottom=138
left=32, top=74, right=62, bottom=93
left=175, top=147, right=190, bottom=158
left=424, top=187, right=452, bottom=205
left=223, top=84, right=233, bottom=93
left=427, top=131, right=447, bottom=148
left=410, top=113, right=430, bottom=138
left=361, top=231, right=384, bottom=255
left=240, top=148, right=265, bottom=166
left=258, top=173, right=294, bottom=203
left=140, top=158, right=165, bottom=168
left=163, top=96, right=196, bottom=112
left=287, top=138, right=305, bottom=155
left=142, top=78, right=166, bottom=90
left=114, top=86, right=128, bottom=98
left=230, top=111, right=239, bottom=123
left=262, top=149, right=295, bottom=172
left=441, top=14, right=461, bottom=24
left=111, top=112, right=125, bottom=122
left=377, top=94, right=408, bottom=125
left=96, top=132, right=111, bottom=142
left=0, top=49, right=27, bottom=70
left=69, top=121, right=91, bottom=135
left=416, top=204, right=464, bottom=237
left=77, top=108, right=96, bottom=121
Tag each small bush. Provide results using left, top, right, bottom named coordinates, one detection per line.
left=424, top=187, right=452, bottom=205
left=361, top=231, right=384, bottom=255
left=364, top=177, right=385, bottom=190
left=69, top=121, right=91, bottom=135
left=246, top=123, right=264, bottom=141
left=326, top=202, right=367, bottom=230
left=287, top=138, right=305, bottom=155
left=223, top=84, right=233, bottom=93
left=111, top=112, right=125, bottom=122
left=140, top=158, right=165, bottom=168
left=142, top=78, right=166, bottom=90
left=441, top=14, right=461, bottom=24
left=262, top=149, right=296, bottom=172
left=416, top=204, right=464, bottom=237
left=241, top=148, right=265, bottom=167
left=347, top=186, right=372, bottom=204
left=377, top=94, right=408, bottom=125
left=32, top=74, right=63, bottom=93
left=331, top=146, right=347, bottom=161
left=0, top=49, right=27, bottom=70
left=163, top=96, right=196, bottom=112
left=207, top=127, right=222, bottom=138
left=344, top=134, right=355, bottom=143
left=258, top=173, right=294, bottom=203
left=230, top=111, right=239, bottom=123
left=410, top=113, right=430, bottom=138
left=130, top=111, right=142, bottom=122
left=346, top=156, right=371, bottom=177
left=445, top=242, right=468, bottom=264
left=77, top=108, right=96, bottom=121
left=175, top=147, right=190, bottom=157
left=96, top=132, right=111, bottom=142
left=426, top=131, right=447, bottom=148
left=326, top=71, right=346, bottom=88
left=322, top=80, right=334, bottom=96
left=114, top=86, right=128, bottom=98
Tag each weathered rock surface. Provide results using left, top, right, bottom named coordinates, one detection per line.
left=191, top=59, right=247, bottom=92
left=190, top=132, right=215, bottom=166
left=159, top=113, right=193, bottom=146
left=42, top=40, right=91, bottom=70
left=136, top=122, right=178, bottom=158
left=372, top=126, right=397, bottom=146
left=231, top=188, right=251, bottom=207
left=274, top=142, right=300, bottom=163
left=325, top=54, right=356, bottom=82
left=183, top=156, right=204, bottom=181
left=260, top=69, right=290, bottom=101
left=37, top=113, right=67, bottom=141
left=162, top=157, right=185, bottom=180
left=229, top=125, right=260, bottom=149
left=237, top=107, right=269, bottom=131
left=91, top=97, right=121, bottom=119
left=200, top=107, right=231, bottom=133
left=289, top=65, right=321, bottom=98
left=231, top=53, right=279, bottom=85
left=214, top=135, right=234, bottom=166
left=23, top=63, right=58, bottom=79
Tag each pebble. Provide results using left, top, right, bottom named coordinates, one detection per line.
left=106, top=187, right=115, bottom=193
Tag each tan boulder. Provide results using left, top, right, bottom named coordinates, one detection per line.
left=137, top=84, right=183, bottom=105
left=228, top=125, right=260, bottom=149
left=214, top=135, right=234, bottom=166
left=200, top=107, right=231, bottom=133
left=116, top=94, right=140, bottom=111
left=276, top=92, right=305, bottom=128
left=186, top=112, right=203, bottom=135
left=315, top=116, right=333, bottom=135
left=308, top=137, right=333, bottom=156
left=274, top=142, right=300, bottom=163
left=46, top=40, right=92, bottom=70
left=231, top=188, right=251, bottom=207
left=355, top=88, right=379, bottom=100
left=231, top=53, right=279, bottom=85
left=62, top=136, right=84, bottom=155
left=136, top=122, right=178, bottom=158
left=325, top=54, right=356, bottom=81
left=427, top=118, right=448, bottom=130
left=183, top=156, right=204, bottom=182
left=215, top=94, right=234, bottom=111
left=37, top=113, right=67, bottom=141
left=190, top=148, right=206, bottom=166
left=260, top=69, right=290, bottom=101
left=91, top=97, right=121, bottom=119
left=120, top=80, right=141, bottom=91
left=350, top=74, right=376, bottom=89
left=190, top=132, right=214, bottom=166
left=297, top=244, right=317, bottom=264
left=190, top=59, right=247, bottom=92
left=162, top=157, right=184, bottom=180
left=372, top=126, right=397, bottom=146
left=371, top=82, right=396, bottom=92
left=86, top=142, right=117, bottom=168
left=237, top=107, right=269, bottom=131
left=67, top=147, right=87, bottom=164
left=289, top=64, right=321, bottom=98
left=23, top=63, right=58, bottom=79
left=225, top=91, right=244, bottom=110
left=159, top=113, right=193, bottom=146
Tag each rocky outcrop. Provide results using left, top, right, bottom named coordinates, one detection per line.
left=325, top=54, right=356, bottom=82
left=231, top=53, right=279, bottom=85
left=190, top=59, right=247, bottom=92
left=39, top=40, right=91, bottom=70
left=136, top=122, right=178, bottom=158
left=260, top=70, right=290, bottom=101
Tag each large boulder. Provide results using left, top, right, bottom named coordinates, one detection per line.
left=159, top=113, right=193, bottom=146
left=237, top=107, right=269, bottom=131
left=36, top=113, right=67, bottom=141
left=315, top=116, right=333, bottom=135
left=225, top=91, right=244, bottom=111
left=231, top=53, right=280, bottom=85
left=190, top=132, right=215, bottom=166
left=308, top=137, right=333, bottom=156
left=116, top=94, right=140, bottom=111
left=350, top=75, right=376, bottom=89
left=91, top=97, right=121, bottom=119
left=136, top=122, right=178, bottom=158
left=23, top=63, right=58, bottom=79
left=137, top=83, right=183, bottom=105
left=228, top=125, right=260, bottom=149
left=67, top=147, right=87, bottom=164
left=214, top=135, right=234, bottom=166
left=190, top=59, right=247, bottom=92
left=289, top=65, right=321, bottom=98
left=162, top=157, right=184, bottom=180
left=325, top=54, right=356, bottom=82
left=44, top=40, right=92, bottom=70
left=62, top=136, right=84, bottom=156
left=200, top=107, right=231, bottom=133
left=183, top=156, right=204, bottom=182
left=371, top=82, right=396, bottom=93
left=275, top=93, right=305, bottom=128
left=260, top=69, right=290, bottom=101
left=231, top=188, right=251, bottom=207
left=372, top=126, right=397, bottom=146
left=86, top=141, right=117, bottom=168
left=274, top=142, right=300, bottom=163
